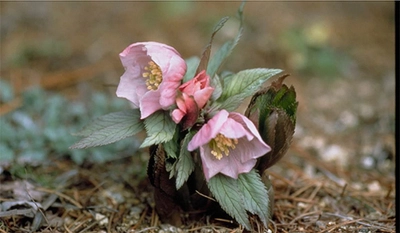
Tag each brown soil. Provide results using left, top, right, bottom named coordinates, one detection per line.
left=0, top=2, right=395, bottom=232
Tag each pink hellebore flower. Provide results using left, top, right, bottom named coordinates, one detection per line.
left=187, top=110, right=271, bottom=181
left=171, top=70, right=214, bottom=129
left=116, top=42, right=187, bottom=119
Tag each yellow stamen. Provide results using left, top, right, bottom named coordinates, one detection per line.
left=209, top=134, right=238, bottom=160
left=142, top=61, right=163, bottom=90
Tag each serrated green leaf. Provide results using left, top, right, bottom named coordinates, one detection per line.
left=208, top=173, right=251, bottom=229
left=70, top=110, right=143, bottom=149
left=214, top=68, right=282, bottom=111
left=208, top=170, right=270, bottom=230
left=165, top=160, right=177, bottom=179
left=140, top=111, right=176, bottom=148
left=221, top=68, right=282, bottom=100
left=163, top=129, right=179, bottom=159
left=163, top=126, right=180, bottom=160
left=207, top=2, right=245, bottom=78
left=175, top=132, right=195, bottom=189
left=72, top=109, right=136, bottom=137
left=238, top=170, right=270, bottom=227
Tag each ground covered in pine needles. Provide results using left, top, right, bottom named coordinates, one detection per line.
left=0, top=2, right=395, bottom=232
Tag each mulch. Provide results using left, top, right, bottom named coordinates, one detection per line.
left=0, top=141, right=395, bottom=232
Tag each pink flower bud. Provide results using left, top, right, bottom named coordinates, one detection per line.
left=171, top=70, right=214, bottom=128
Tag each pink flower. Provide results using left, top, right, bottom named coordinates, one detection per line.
left=172, top=92, right=199, bottom=129
left=188, top=110, right=271, bottom=181
left=171, top=70, right=214, bottom=128
left=116, top=42, right=187, bottom=119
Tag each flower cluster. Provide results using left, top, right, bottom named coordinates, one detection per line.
left=116, top=42, right=271, bottom=181
left=70, top=6, right=297, bottom=228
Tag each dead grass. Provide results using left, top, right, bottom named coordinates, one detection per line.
left=0, top=141, right=395, bottom=232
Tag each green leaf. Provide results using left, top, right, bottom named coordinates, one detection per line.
left=140, top=111, right=176, bottom=148
left=238, top=170, right=270, bottom=227
left=207, top=2, right=245, bottom=78
left=268, top=83, right=298, bottom=123
left=209, top=94, right=243, bottom=114
left=0, top=143, right=14, bottom=162
left=165, top=159, right=177, bottom=179
left=162, top=129, right=179, bottom=159
left=221, top=68, right=282, bottom=100
left=208, top=173, right=250, bottom=229
left=175, top=132, right=195, bottom=189
left=212, top=16, right=231, bottom=35
left=196, top=16, right=230, bottom=75
left=210, top=74, right=223, bottom=101
left=183, top=56, right=200, bottom=82
left=245, top=75, right=298, bottom=171
left=70, top=110, right=143, bottom=149
left=208, top=170, right=270, bottom=230
left=214, top=68, right=282, bottom=111
left=0, top=118, right=16, bottom=142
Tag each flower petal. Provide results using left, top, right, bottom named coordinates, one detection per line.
left=116, top=42, right=186, bottom=119
left=187, top=110, right=229, bottom=151
left=193, top=87, right=214, bottom=109
left=188, top=110, right=271, bottom=181
left=171, top=109, right=185, bottom=123
left=116, top=67, right=146, bottom=108
left=229, top=112, right=269, bottom=143
left=219, top=118, right=250, bottom=139
left=139, top=92, right=162, bottom=119
left=172, top=70, right=213, bottom=126
left=200, top=143, right=258, bottom=180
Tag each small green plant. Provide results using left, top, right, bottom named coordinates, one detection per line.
left=70, top=2, right=298, bottom=230
left=0, top=81, right=140, bottom=166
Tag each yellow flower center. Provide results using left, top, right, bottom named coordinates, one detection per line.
left=142, top=61, right=163, bottom=90
left=209, top=134, right=238, bottom=160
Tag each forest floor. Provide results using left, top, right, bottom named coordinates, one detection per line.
left=0, top=2, right=396, bottom=232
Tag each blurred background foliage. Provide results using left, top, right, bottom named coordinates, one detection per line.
left=0, top=2, right=395, bottom=177
left=0, top=80, right=139, bottom=168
